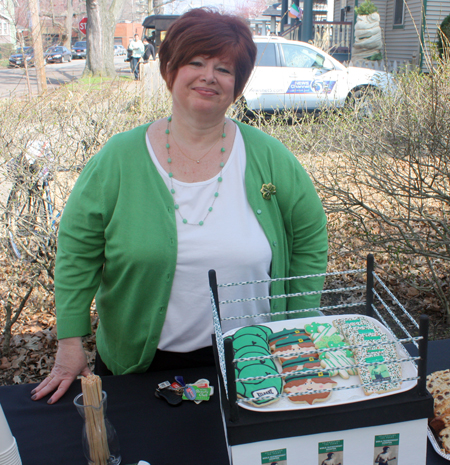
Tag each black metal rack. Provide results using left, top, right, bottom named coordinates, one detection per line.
left=209, top=254, right=431, bottom=427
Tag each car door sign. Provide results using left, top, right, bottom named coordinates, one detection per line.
left=287, top=80, right=337, bottom=94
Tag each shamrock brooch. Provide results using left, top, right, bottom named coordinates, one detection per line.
left=261, top=183, right=276, bottom=200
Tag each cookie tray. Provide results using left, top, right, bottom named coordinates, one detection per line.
left=428, top=426, right=450, bottom=461
left=212, top=331, right=433, bottom=446
left=222, top=314, right=418, bottom=413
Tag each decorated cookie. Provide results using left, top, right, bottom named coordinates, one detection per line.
left=320, top=348, right=357, bottom=379
left=235, top=348, right=277, bottom=373
left=233, top=325, right=272, bottom=341
left=315, top=334, right=347, bottom=350
left=236, top=357, right=278, bottom=374
left=284, top=370, right=338, bottom=404
left=234, top=344, right=271, bottom=360
left=347, top=330, right=388, bottom=348
left=280, top=354, right=320, bottom=374
left=252, top=325, right=273, bottom=338
left=232, top=334, right=270, bottom=351
left=273, top=340, right=317, bottom=364
left=355, top=345, right=402, bottom=395
left=282, top=358, right=323, bottom=375
left=305, top=322, right=344, bottom=343
left=269, top=328, right=308, bottom=350
left=236, top=365, right=283, bottom=406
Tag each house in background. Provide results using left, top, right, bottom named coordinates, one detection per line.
left=0, top=0, right=17, bottom=50
left=333, top=0, right=449, bottom=70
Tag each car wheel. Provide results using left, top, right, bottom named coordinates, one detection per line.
left=346, top=86, right=380, bottom=118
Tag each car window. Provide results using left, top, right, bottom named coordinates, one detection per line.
left=255, top=43, right=277, bottom=67
left=16, top=47, right=32, bottom=54
left=281, top=43, right=326, bottom=69
left=74, top=42, right=86, bottom=47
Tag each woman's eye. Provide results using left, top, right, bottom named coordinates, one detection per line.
left=218, top=67, right=231, bottom=74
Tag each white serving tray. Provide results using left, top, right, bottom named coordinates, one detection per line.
left=223, top=314, right=418, bottom=413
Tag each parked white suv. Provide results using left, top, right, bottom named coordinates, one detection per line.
left=239, top=36, right=394, bottom=114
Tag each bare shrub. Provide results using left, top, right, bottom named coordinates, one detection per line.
left=0, top=81, right=171, bottom=358
left=284, top=65, right=450, bottom=319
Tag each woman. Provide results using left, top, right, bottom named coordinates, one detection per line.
left=31, top=8, right=328, bottom=404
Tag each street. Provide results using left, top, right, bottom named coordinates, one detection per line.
left=0, top=56, right=133, bottom=98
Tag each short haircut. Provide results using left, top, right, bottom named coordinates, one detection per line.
left=159, top=8, right=256, bottom=100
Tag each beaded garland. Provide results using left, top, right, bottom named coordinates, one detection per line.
left=166, top=116, right=226, bottom=226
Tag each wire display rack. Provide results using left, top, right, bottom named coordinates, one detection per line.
left=209, top=254, right=430, bottom=423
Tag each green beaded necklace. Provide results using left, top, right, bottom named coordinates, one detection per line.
left=166, top=116, right=226, bottom=226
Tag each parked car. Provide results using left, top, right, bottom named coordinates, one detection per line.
left=114, top=45, right=126, bottom=56
left=71, top=41, right=87, bottom=59
left=8, top=47, right=34, bottom=68
left=237, top=36, right=395, bottom=116
left=44, top=46, right=72, bottom=63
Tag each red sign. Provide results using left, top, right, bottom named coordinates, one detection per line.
left=79, top=17, right=88, bottom=35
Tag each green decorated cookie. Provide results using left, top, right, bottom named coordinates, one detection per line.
left=252, top=325, right=273, bottom=337
left=236, top=365, right=283, bottom=406
left=233, top=325, right=271, bottom=341
left=232, top=334, right=269, bottom=351
left=234, top=345, right=271, bottom=359
left=236, top=355, right=278, bottom=373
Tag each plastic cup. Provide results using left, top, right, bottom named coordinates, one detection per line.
left=0, top=404, right=14, bottom=452
left=0, top=437, right=22, bottom=465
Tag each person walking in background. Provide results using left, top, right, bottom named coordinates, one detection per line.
left=128, top=34, right=144, bottom=80
left=142, top=37, right=156, bottom=62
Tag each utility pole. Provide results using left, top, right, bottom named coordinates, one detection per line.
left=28, top=0, right=47, bottom=95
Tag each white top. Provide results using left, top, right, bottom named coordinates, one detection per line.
left=146, top=126, right=272, bottom=352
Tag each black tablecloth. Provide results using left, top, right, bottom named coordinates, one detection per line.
left=0, top=340, right=449, bottom=465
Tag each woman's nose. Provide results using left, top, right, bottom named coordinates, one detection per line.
left=201, top=64, right=217, bottom=83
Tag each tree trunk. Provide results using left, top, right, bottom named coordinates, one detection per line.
left=84, top=0, right=125, bottom=78
left=152, top=0, right=164, bottom=15
left=63, top=0, right=73, bottom=50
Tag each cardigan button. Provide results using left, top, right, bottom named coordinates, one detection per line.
left=272, top=241, right=277, bottom=247
left=256, top=209, right=262, bottom=215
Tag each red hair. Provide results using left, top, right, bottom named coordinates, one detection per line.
left=159, top=8, right=256, bottom=100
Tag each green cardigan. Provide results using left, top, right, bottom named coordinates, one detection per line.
left=55, top=121, right=328, bottom=375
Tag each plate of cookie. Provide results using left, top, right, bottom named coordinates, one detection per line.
left=223, top=314, right=418, bottom=412
left=427, top=369, right=450, bottom=460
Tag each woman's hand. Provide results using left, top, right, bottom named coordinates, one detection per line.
left=31, top=337, right=92, bottom=404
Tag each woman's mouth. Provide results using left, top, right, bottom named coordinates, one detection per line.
left=193, top=87, right=218, bottom=96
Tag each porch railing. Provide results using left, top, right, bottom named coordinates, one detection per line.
left=280, top=21, right=353, bottom=54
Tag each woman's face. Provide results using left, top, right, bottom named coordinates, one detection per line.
left=171, top=55, right=235, bottom=118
